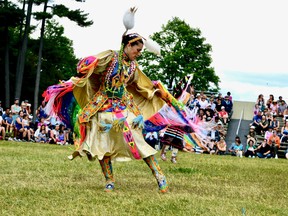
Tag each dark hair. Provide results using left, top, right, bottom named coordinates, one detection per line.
left=235, top=136, right=241, bottom=143
left=122, top=33, right=143, bottom=47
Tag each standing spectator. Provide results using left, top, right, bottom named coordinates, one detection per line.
left=267, top=131, right=281, bottom=159
left=228, top=136, right=243, bottom=157
left=21, top=100, right=31, bottom=115
left=255, top=139, right=272, bottom=158
left=11, top=98, right=21, bottom=122
left=226, top=91, right=232, bottom=101
left=266, top=94, right=274, bottom=109
left=223, top=95, right=233, bottom=114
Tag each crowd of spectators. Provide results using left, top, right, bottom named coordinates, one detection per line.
left=0, top=98, right=73, bottom=145
left=247, top=94, right=288, bottom=159
left=1, top=91, right=287, bottom=160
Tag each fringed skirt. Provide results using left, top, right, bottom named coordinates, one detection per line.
left=75, top=110, right=157, bottom=161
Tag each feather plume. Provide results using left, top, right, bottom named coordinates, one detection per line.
left=123, top=7, right=137, bottom=32
left=144, top=38, right=161, bottom=56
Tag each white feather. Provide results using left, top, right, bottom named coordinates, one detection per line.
left=144, top=38, right=161, bottom=56
left=123, top=7, right=137, bottom=30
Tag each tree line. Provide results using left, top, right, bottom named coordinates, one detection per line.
left=0, top=1, right=220, bottom=122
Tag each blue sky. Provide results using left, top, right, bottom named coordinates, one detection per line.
left=27, top=0, right=288, bottom=103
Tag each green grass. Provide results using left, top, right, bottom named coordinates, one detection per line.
left=0, top=141, right=287, bottom=216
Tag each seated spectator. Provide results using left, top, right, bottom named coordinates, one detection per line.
left=49, top=124, right=60, bottom=144
left=35, top=125, right=48, bottom=143
left=283, top=107, right=288, bottom=121
left=245, top=138, right=256, bottom=158
left=246, top=125, right=257, bottom=142
left=0, top=100, right=3, bottom=116
left=267, top=131, right=281, bottom=159
left=218, top=106, right=229, bottom=125
left=264, top=126, right=274, bottom=140
left=277, top=96, right=285, bottom=105
left=228, top=136, right=243, bottom=157
left=269, top=100, right=278, bottom=116
left=278, top=100, right=287, bottom=117
left=57, top=129, right=66, bottom=145
left=270, top=115, right=280, bottom=133
left=255, top=139, right=272, bottom=158
left=208, top=98, right=216, bottom=112
left=258, top=115, right=269, bottom=135
left=204, top=105, right=214, bottom=122
left=280, top=120, right=288, bottom=140
left=4, top=112, right=14, bottom=138
left=14, top=111, right=28, bottom=141
left=198, top=95, right=209, bottom=109
left=256, top=94, right=265, bottom=111
left=223, top=95, right=233, bottom=114
left=65, top=128, right=74, bottom=144
left=266, top=94, right=274, bottom=109
left=250, top=111, right=262, bottom=134
left=214, top=97, right=225, bottom=113
left=145, top=131, right=159, bottom=149
left=38, top=127, right=48, bottom=143
left=280, top=130, right=288, bottom=143
left=253, top=104, right=260, bottom=116
left=216, top=136, right=226, bottom=155
left=0, top=115, right=6, bottom=140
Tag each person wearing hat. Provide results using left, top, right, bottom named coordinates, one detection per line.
left=42, top=9, right=168, bottom=193
left=218, top=106, right=229, bottom=125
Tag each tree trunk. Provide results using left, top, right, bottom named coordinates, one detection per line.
left=15, top=0, right=33, bottom=100
left=33, top=0, right=48, bottom=123
left=4, top=24, right=11, bottom=108
left=3, top=0, right=10, bottom=107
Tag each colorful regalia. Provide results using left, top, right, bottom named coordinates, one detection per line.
left=43, top=49, right=168, bottom=161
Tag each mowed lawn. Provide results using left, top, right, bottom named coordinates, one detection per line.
left=0, top=141, right=287, bottom=216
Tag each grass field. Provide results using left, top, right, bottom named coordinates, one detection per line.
left=0, top=141, right=287, bottom=216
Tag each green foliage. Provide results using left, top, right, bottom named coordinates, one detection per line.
left=0, top=141, right=288, bottom=215
left=0, top=1, right=24, bottom=27
left=33, top=20, right=78, bottom=91
left=138, top=17, right=220, bottom=92
left=52, top=4, right=93, bottom=27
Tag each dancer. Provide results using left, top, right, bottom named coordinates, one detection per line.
left=43, top=8, right=168, bottom=193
